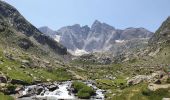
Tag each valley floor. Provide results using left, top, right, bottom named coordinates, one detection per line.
left=0, top=45, right=170, bottom=100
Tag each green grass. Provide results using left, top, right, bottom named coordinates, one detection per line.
left=28, top=68, right=73, bottom=82
left=114, top=79, right=126, bottom=86
left=110, top=83, right=148, bottom=100
left=0, top=92, right=14, bottom=100
left=0, top=54, right=33, bottom=83
left=108, top=83, right=170, bottom=100
left=72, top=81, right=95, bottom=99
left=0, top=46, right=73, bottom=84
left=96, top=79, right=115, bottom=89
left=142, top=88, right=170, bottom=100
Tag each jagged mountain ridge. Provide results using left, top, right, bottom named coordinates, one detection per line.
left=0, top=0, right=67, bottom=57
left=39, top=20, right=153, bottom=55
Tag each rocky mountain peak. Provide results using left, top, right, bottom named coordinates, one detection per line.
left=91, top=20, right=115, bottom=33
left=91, top=20, right=102, bottom=32
left=92, top=20, right=101, bottom=26
left=40, top=20, right=153, bottom=55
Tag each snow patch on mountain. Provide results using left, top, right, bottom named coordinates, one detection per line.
left=68, top=49, right=88, bottom=56
left=54, top=35, right=61, bottom=42
left=115, top=40, right=125, bottom=43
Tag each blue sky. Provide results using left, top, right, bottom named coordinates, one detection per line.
left=5, top=0, right=170, bottom=32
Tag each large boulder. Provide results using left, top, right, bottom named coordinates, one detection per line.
left=127, top=75, right=147, bottom=85
left=147, top=71, right=166, bottom=82
left=127, top=71, right=166, bottom=85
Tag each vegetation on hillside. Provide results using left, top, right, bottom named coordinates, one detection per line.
left=72, top=81, right=95, bottom=99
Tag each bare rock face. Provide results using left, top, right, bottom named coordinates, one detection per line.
left=57, top=24, right=90, bottom=51
left=127, top=71, right=166, bottom=85
left=78, top=53, right=112, bottom=64
left=127, top=75, right=148, bottom=85
left=40, top=20, right=153, bottom=55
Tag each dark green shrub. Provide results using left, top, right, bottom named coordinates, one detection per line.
left=77, top=92, right=90, bottom=99
left=142, top=89, right=151, bottom=96
left=72, top=81, right=95, bottom=99
left=79, top=86, right=95, bottom=95
left=72, top=81, right=85, bottom=92
left=6, top=84, right=17, bottom=94
left=167, top=77, right=170, bottom=83
left=142, top=88, right=170, bottom=100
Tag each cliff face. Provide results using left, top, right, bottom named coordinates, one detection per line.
left=40, top=20, right=152, bottom=55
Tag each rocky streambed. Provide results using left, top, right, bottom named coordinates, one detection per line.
left=14, top=81, right=105, bottom=100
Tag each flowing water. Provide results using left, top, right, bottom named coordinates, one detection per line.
left=18, top=81, right=105, bottom=100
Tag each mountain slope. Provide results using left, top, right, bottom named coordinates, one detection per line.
left=0, top=0, right=73, bottom=87
left=0, top=1, right=67, bottom=56
left=149, top=17, right=170, bottom=46
left=146, top=16, right=170, bottom=64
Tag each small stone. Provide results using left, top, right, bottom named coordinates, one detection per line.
left=46, top=79, right=51, bottom=82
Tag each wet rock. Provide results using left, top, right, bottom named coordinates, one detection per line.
left=36, top=86, right=44, bottom=95
left=47, top=84, right=59, bottom=91
left=15, top=86, right=23, bottom=92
